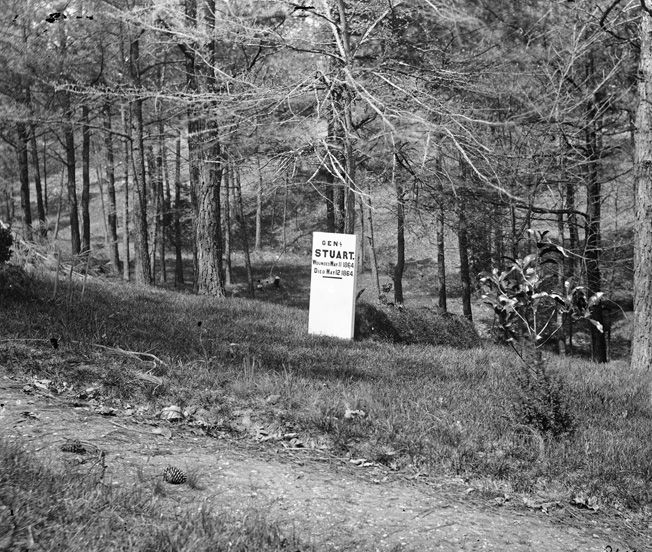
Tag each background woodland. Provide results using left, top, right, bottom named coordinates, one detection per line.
left=1, top=0, right=652, bottom=374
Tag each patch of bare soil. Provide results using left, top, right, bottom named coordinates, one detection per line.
left=1, top=372, right=648, bottom=552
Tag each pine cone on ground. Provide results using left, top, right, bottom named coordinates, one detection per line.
left=163, top=465, right=187, bottom=484
left=60, top=440, right=86, bottom=454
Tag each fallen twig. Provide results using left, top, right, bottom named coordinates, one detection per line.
left=92, top=344, right=167, bottom=366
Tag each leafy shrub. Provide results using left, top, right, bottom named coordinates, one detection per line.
left=480, top=230, right=580, bottom=437
left=0, top=264, right=30, bottom=298
left=512, top=357, right=575, bottom=437
left=0, top=222, right=12, bottom=263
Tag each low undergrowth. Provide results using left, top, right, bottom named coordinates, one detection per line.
left=0, top=440, right=309, bottom=552
left=1, top=271, right=651, bottom=514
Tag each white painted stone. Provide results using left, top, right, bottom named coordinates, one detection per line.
left=308, top=232, right=358, bottom=339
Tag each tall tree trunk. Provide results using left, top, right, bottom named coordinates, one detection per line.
left=184, top=0, right=201, bottom=291
left=16, top=122, right=32, bottom=241
left=195, top=142, right=225, bottom=296
left=121, top=105, right=131, bottom=281
left=223, top=161, right=233, bottom=285
left=255, top=148, right=263, bottom=250
left=632, top=9, right=652, bottom=384
left=103, top=102, right=120, bottom=273
left=29, top=127, right=46, bottom=236
left=437, top=202, right=447, bottom=312
left=146, top=145, right=159, bottom=282
left=364, top=183, right=381, bottom=300
left=81, top=104, right=91, bottom=254
left=42, top=136, right=48, bottom=213
left=157, top=116, right=167, bottom=283
left=492, top=208, right=503, bottom=271
left=458, top=196, right=473, bottom=321
left=63, top=102, right=81, bottom=255
left=174, top=130, right=184, bottom=286
left=130, top=36, right=152, bottom=285
left=393, top=163, right=405, bottom=305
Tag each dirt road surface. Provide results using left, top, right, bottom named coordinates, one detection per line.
left=1, top=373, right=648, bottom=552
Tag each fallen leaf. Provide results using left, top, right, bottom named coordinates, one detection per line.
left=151, top=427, right=172, bottom=439
left=344, top=408, right=366, bottom=420
left=160, top=405, right=184, bottom=421
left=266, top=394, right=281, bottom=405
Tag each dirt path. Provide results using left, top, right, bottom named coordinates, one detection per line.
left=1, top=374, right=647, bottom=552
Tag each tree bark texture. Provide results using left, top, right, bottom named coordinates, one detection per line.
left=632, top=10, right=652, bottom=380
left=130, top=36, right=152, bottom=285
left=174, top=131, right=184, bottom=286
left=195, top=147, right=225, bottom=296
left=437, top=203, right=447, bottom=312
left=81, top=105, right=91, bottom=254
left=223, top=161, right=233, bottom=285
left=29, top=127, right=46, bottom=236
left=16, top=122, right=32, bottom=241
left=63, top=103, right=81, bottom=255
left=364, top=183, right=381, bottom=300
left=393, top=171, right=405, bottom=305
left=103, top=103, right=120, bottom=272
left=458, top=197, right=473, bottom=321
left=121, top=105, right=131, bottom=281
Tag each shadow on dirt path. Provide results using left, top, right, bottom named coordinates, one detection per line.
left=1, top=373, right=647, bottom=552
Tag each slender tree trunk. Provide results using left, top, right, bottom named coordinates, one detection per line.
left=63, top=104, right=81, bottom=255
left=223, top=161, right=233, bottom=285
left=94, top=161, right=109, bottom=245
left=81, top=104, right=91, bottom=255
left=103, top=102, right=120, bottom=273
left=121, top=105, right=131, bottom=281
left=324, top=168, right=335, bottom=233
left=29, top=127, right=46, bottom=236
left=437, top=203, right=447, bottom=312
left=43, top=136, right=48, bottom=213
left=510, top=202, right=518, bottom=259
left=492, top=208, right=503, bottom=271
left=458, top=196, right=473, bottom=321
left=358, top=192, right=366, bottom=267
left=16, top=122, right=32, bottom=241
left=255, top=151, right=263, bottom=250
left=174, top=130, right=184, bottom=286
left=393, top=164, right=405, bottom=305
left=333, top=185, right=345, bottom=233
left=146, top=145, right=159, bottom=282
left=234, top=162, right=255, bottom=297
left=157, top=117, right=167, bottom=283
left=632, top=10, right=652, bottom=385
left=364, top=183, right=381, bottom=300
left=130, top=36, right=152, bottom=285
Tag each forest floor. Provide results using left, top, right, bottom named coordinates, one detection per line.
left=1, top=366, right=648, bottom=552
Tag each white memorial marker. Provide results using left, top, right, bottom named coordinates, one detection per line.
left=308, top=232, right=358, bottom=339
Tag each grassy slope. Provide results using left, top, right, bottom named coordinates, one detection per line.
left=1, top=271, right=650, bottom=516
